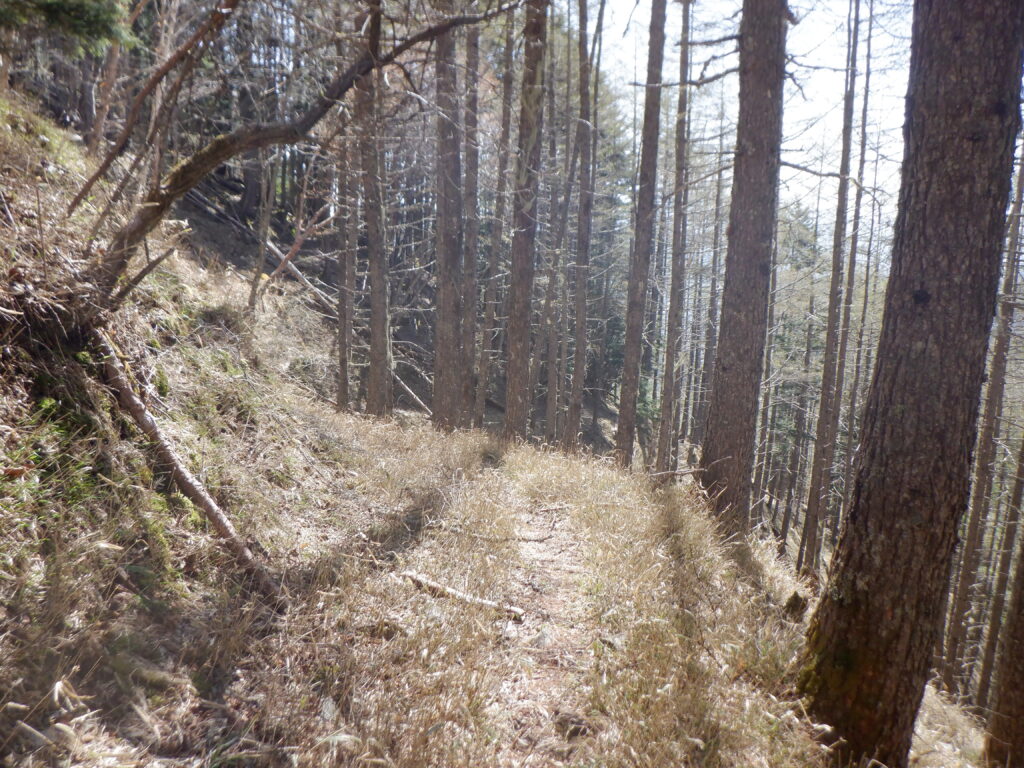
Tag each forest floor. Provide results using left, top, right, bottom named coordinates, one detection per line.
left=0, top=90, right=986, bottom=768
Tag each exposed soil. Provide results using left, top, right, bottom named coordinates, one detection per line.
left=492, top=500, right=594, bottom=766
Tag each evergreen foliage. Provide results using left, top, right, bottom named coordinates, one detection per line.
left=0, top=0, right=128, bottom=51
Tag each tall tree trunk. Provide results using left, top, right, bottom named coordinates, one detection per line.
left=474, top=13, right=515, bottom=428
left=431, top=0, right=463, bottom=429
left=503, top=0, right=548, bottom=441
left=461, top=25, right=481, bottom=426
left=681, top=258, right=703, bottom=450
left=613, top=0, right=667, bottom=467
left=336, top=145, right=355, bottom=411
left=830, top=0, right=873, bottom=544
left=800, top=3, right=1024, bottom=765
left=839, top=150, right=880, bottom=524
left=144, top=0, right=181, bottom=193
left=247, top=150, right=276, bottom=311
left=972, top=461, right=1009, bottom=685
left=357, top=4, right=392, bottom=417
left=698, top=0, right=787, bottom=528
left=88, top=0, right=149, bottom=154
left=801, top=0, right=860, bottom=571
left=943, top=158, right=1024, bottom=693
left=556, top=262, right=571, bottom=438
left=532, top=36, right=581, bottom=438
left=654, top=0, right=691, bottom=475
left=563, top=0, right=601, bottom=449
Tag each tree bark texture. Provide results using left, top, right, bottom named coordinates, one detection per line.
left=356, top=6, right=393, bottom=417
left=461, top=25, right=481, bottom=426
left=503, top=0, right=548, bottom=441
left=432, top=0, right=464, bottom=430
left=800, top=3, right=1024, bottom=766
left=698, top=0, right=786, bottom=527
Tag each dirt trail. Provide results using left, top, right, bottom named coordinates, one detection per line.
left=492, top=501, right=596, bottom=766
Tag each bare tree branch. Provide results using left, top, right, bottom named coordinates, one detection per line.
left=91, top=3, right=520, bottom=302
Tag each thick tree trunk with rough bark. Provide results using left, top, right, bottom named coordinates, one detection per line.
left=800, top=3, right=1024, bottom=765
left=698, top=0, right=787, bottom=527
left=613, top=0, right=666, bottom=467
left=503, top=0, right=548, bottom=441
left=432, top=0, right=464, bottom=430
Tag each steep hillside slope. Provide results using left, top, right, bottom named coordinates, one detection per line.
left=0, top=93, right=981, bottom=768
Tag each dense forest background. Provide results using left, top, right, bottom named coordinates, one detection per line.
left=3, top=0, right=1024, bottom=766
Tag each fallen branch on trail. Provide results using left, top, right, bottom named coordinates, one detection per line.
left=434, top=524, right=553, bottom=544
left=398, top=570, right=524, bottom=622
left=94, top=331, right=285, bottom=605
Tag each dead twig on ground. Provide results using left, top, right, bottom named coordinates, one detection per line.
left=398, top=570, right=524, bottom=622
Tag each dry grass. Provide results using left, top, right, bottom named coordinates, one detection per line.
left=0, top=93, right=988, bottom=768
left=2, top=249, right=986, bottom=767
left=500, top=449, right=828, bottom=768
left=911, top=686, right=984, bottom=767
